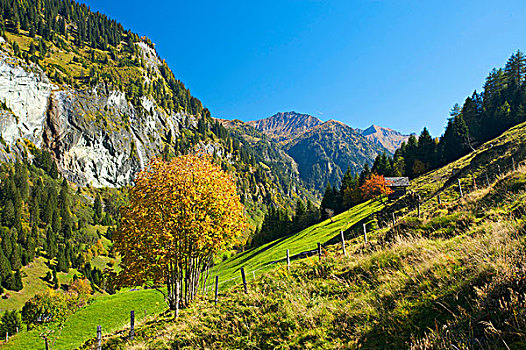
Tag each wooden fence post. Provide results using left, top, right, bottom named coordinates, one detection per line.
left=458, top=179, right=463, bottom=198
left=286, top=249, right=290, bottom=271
left=5, top=331, right=7, bottom=342
left=438, top=194, right=442, bottom=205
left=97, top=325, right=102, bottom=350
left=214, top=276, right=219, bottom=305
left=240, top=267, right=248, bottom=294
left=417, top=202, right=421, bottom=217
left=130, top=310, right=135, bottom=340
left=317, top=243, right=322, bottom=261
left=497, top=164, right=501, bottom=174
left=472, top=174, right=477, bottom=190
left=513, top=157, right=516, bottom=171
left=392, top=212, right=396, bottom=227
left=340, top=230, right=347, bottom=256
left=363, top=224, right=368, bottom=244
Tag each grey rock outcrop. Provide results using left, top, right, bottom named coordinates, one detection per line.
left=0, top=44, right=192, bottom=187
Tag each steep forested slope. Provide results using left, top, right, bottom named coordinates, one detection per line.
left=285, top=120, right=387, bottom=191
left=0, top=0, right=318, bottom=233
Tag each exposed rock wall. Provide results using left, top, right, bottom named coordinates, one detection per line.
left=0, top=48, right=191, bottom=187
left=0, top=51, right=52, bottom=147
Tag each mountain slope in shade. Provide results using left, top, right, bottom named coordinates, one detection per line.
left=284, top=120, right=388, bottom=191
left=216, top=118, right=315, bottom=199
left=247, top=111, right=323, bottom=142
left=359, top=125, right=412, bottom=153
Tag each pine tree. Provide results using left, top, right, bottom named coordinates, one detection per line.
left=461, top=92, right=484, bottom=143
left=1, top=200, right=15, bottom=227
left=504, top=50, right=526, bottom=88
left=320, top=183, right=338, bottom=218
left=0, top=310, right=22, bottom=338
left=13, top=161, right=28, bottom=199
left=57, top=248, right=68, bottom=273
left=10, top=247, right=21, bottom=271
left=58, top=179, right=70, bottom=217
left=51, top=209, right=61, bottom=234
left=13, top=270, right=23, bottom=291
left=52, top=268, right=58, bottom=289
left=93, top=194, right=103, bottom=224
left=415, top=127, right=436, bottom=174
left=292, top=199, right=307, bottom=233
left=46, top=227, right=57, bottom=259
left=0, top=251, right=11, bottom=282
left=340, top=167, right=355, bottom=194
left=2, top=271, right=16, bottom=290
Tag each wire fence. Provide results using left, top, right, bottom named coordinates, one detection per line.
left=208, top=152, right=526, bottom=302
left=82, top=152, right=526, bottom=350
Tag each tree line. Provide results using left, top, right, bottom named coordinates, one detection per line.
left=371, top=50, right=526, bottom=179
left=0, top=150, right=121, bottom=293
left=0, top=0, right=206, bottom=117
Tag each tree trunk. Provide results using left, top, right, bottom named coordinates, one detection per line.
left=174, top=279, right=180, bottom=318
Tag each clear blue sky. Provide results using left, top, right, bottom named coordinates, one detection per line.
left=83, top=0, right=526, bottom=136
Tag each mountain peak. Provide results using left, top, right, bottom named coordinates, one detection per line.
left=247, top=111, right=323, bottom=142
left=359, top=125, right=411, bottom=153
left=362, top=124, right=382, bottom=136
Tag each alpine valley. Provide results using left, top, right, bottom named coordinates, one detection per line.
left=2, top=1, right=526, bottom=350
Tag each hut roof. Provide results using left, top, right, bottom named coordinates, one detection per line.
left=385, top=177, right=410, bottom=187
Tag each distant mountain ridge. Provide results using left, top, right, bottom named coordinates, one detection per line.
left=223, top=111, right=408, bottom=192
left=358, top=125, right=412, bottom=153
left=284, top=119, right=387, bottom=190
left=247, top=111, right=323, bottom=142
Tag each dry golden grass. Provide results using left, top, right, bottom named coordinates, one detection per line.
left=92, top=165, right=526, bottom=350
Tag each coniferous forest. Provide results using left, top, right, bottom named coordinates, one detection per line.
left=368, top=51, right=526, bottom=180
left=309, top=51, right=526, bottom=229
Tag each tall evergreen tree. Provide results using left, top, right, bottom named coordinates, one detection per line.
left=0, top=251, right=11, bottom=282
left=93, top=194, right=103, bottom=224
left=415, top=127, right=436, bottom=175
left=10, top=247, right=21, bottom=271
left=439, top=113, right=470, bottom=164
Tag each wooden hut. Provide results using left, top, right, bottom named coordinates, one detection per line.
left=385, top=177, right=410, bottom=200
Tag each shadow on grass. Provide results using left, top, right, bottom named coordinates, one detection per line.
left=355, top=266, right=492, bottom=349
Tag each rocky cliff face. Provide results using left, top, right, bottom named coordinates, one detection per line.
left=0, top=40, right=192, bottom=187
left=0, top=45, right=51, bottom=149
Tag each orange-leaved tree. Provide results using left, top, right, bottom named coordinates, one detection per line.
left=360, top=174, right=393, bottom=202
left=113, top=153, right=246, bottom=316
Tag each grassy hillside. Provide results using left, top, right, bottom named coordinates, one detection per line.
left=1, top=192, right=384, bottom=349
left=96, top=154, right=526, bottom=350
left=0, top=257, right=78, bottom=311
left=3, top=288, right=166, bottom=350
left=87, top=123, right=526, bottom=350
left=211, top=199, right=384, bottom=289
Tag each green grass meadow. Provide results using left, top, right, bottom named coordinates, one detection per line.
left=211, top=199, right=385, bottom=289
left=3, top=198, right=384, bottom=349
left=4, top=289, right=166, bottom=350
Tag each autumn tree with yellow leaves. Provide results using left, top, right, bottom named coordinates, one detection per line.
left=113, top=153, right=246, bottom=316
